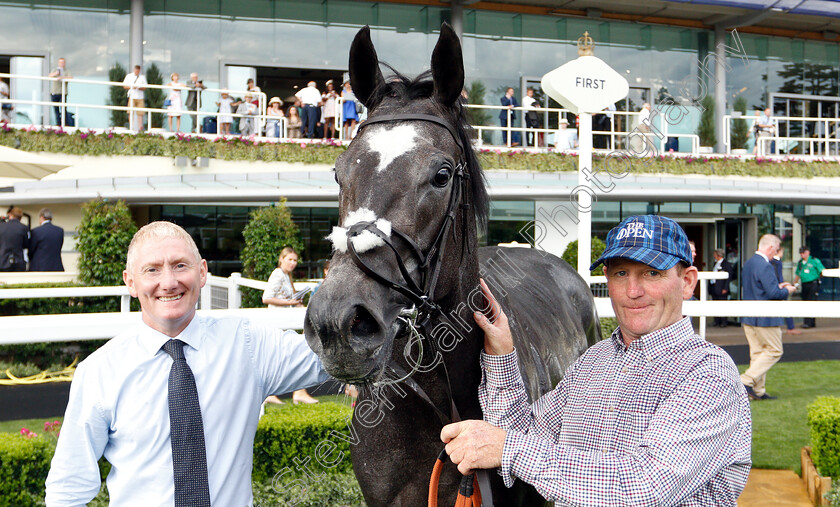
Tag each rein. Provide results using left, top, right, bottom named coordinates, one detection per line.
left=346, top=113, right=494, bottom=507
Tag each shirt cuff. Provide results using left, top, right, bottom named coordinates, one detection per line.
left=480, top=349, right=520, bottom=388
left=502, top=430, right=564, bottom=493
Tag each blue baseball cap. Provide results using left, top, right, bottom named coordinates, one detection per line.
left=590, top=215, right=692, bottom=271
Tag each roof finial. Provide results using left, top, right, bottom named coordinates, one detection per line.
left=577, top=31, right=594, bottom=56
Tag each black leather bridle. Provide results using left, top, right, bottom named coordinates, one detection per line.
left=341, top=112, right=495, bottom=507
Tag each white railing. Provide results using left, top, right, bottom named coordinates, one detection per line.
left=722, top=114, right=840, bottom=157
left=3, top=270, right=840, bottom=345
left=0, top=71, right=708, bottom=151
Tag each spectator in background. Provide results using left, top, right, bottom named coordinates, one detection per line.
left=166, top=73, right=185, bottom=133
left=296, top=81, right=321, bottom=139
left=265, top=97, right=284, bottom=138
left=499, top=87, right=520, bottom=146
left=185, top=73, right=206, bottom=133
left=794, top=246, right=825, bottom=329
left=689, top=240, right=697, bottom=265
left=286, top=105, right=302, bottom=139
left=48, top=57, right=73, bottom=126
left=710, top=248, right=734, bottom=327
left=341, top=81, right=359, bottom=139
left=123, top=65, right=147, bottom=132
left=28, top=208, right=64, bottom=272
left=740, top=234, right=795, bottom=400
left=0, top=206, right=29, bottom=272
left=554, top=118, right=577, bottom=151
left=235, top=94, right=257, bottom=137
left=216, top=91, right=235, bottom=136
left=755, top=107, right=777, bottom=156
left=0, top=77, right=12, bottom=123
left=246, top=78, right=261, bottom=108
left=770, top=247, right=799, bottom=335
left=522, top=87, right=540, bottom=147
left=262, top=246, right=319, bottom=405
left=322, top=80, right=338, bottom=140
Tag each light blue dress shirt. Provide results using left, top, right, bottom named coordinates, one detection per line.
left=45, top=314, right=329, bottom=506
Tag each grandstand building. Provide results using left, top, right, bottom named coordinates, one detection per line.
left=1, top=0, right=839, bottom=299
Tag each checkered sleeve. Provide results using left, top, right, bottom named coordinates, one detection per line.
left=501, top=358, right=749, bottom=504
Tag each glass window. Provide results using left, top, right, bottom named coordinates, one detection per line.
left=690, top=202, right=721, bottom=214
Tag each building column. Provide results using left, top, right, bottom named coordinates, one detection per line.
left=714, top=25, right=726, bottom=153
left=451, top=0, right=464, bottom=41
left=130, top=0, right=144, bottom=70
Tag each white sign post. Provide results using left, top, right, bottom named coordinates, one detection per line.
left=541, top=53, right=629, bottom=281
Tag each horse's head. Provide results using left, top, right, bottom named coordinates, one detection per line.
left=305, top=23, right=488, bottom=383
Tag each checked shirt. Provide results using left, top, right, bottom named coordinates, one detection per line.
left=479, top=317, right=752, bottom=506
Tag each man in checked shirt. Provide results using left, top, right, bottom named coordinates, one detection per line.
left=441, top=215, right=752, bottom=505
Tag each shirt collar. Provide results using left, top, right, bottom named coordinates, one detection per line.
left=756, top=251, right=769, bottom=262
left=138, top=316, right=203, bottom=358
left=610, top=316, right=695, bottom=360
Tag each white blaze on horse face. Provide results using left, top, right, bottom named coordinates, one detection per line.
left=326, top=207, right=392, bottom=254
left=365, top=124, right=419, bottom=172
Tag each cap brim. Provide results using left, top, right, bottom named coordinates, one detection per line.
left=590, top=246, right=682, bottom=272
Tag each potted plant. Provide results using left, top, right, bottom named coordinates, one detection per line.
left=696, top=95, right=716, bottom=153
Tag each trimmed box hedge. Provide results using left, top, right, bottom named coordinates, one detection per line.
left=0, top=433, right=55, bottom=507
left=808, top=396, right=840, bottom=478
left=253, top=401, right=355, bottom=484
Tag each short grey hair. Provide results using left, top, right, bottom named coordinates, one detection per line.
left=126, top=221, right=201, bottom=272
left=758, top=234, right=781, bottom=250
left=39, top=208, right=53, bottom=220
left=714, top=248, right=725, bottom=257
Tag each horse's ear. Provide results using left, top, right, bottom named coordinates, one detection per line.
left=431, top=22, right=465, bottom=107
left=349, top=25, right=383, bottom=108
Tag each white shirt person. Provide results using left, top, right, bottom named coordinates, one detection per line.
left=45, top=222, right=328, bottom=506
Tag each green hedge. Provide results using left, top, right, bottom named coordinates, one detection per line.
left=4, top=126, right=840, bottom=178
left=0, top=402, right=359, bottom=504
left=253, top=402, right=355, bottom=483
left=0, top=433, right=55, bottom=507
left=808, top=396, right=840, bottom=478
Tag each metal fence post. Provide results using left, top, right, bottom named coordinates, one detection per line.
left=229, top=272, right=242, bottom=309
left=200, top=275, right=212, bottom=310
left=699, top=278, right=709, bottom=340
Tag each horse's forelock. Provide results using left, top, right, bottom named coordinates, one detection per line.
left=365, top=66, right=488, bottom=229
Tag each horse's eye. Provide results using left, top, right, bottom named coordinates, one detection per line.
left=432, top=166, right=452, bottom=187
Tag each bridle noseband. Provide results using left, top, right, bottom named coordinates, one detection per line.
left=345, top=112, right=470, bottom=337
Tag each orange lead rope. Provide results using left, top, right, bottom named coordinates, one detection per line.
left=429, top=449, right=483, bottom=507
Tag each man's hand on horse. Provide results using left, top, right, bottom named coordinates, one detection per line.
left=473, top=278, right=514, bottom=355
left=440, top=420, right=506, bottom=475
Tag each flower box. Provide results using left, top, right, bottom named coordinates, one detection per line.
left=802, top=446, right=833, bottom=506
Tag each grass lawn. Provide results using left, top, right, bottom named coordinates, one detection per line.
left=739, top=360, right=840, bottom=473
left=1, top=364, right=837, bottom=476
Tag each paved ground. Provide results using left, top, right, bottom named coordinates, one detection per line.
left=738, top=469, right=813, bottom=507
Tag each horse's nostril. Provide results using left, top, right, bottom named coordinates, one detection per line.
left=350, top=306, right=379, bottom=339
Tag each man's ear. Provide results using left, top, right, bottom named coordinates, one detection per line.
left=683, top=266, right=699, bottom=298
left=124, top=269, right=137, bottom=298
left=199, top=259, right=208, bottom=288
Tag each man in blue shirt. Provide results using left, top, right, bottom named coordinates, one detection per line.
left=46, top=222, right=329, bottom=506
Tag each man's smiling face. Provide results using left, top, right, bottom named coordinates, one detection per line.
left=123, top=236, right=207, bottom=337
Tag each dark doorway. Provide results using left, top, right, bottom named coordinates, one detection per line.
left=254, top=66, right=344, bottom=111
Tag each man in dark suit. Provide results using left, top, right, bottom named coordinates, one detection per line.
left=709, top=248, right=734, bottom=327
left=499, top=87, right=520, bottom=146
left=740, top=234, right=796, bottom=400
left=29, top=208, right=64, bottom=271
left=0, top=206, right=29, bottom=272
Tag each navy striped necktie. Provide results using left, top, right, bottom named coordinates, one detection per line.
left=162, top=339, right=211, bottom=507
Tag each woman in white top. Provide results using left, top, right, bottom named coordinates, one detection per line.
left=262, top=247, right=320, bottom=404
left=166, top=73, right=185, bottom=132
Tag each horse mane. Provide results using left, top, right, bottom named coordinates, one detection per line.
left=366, top=65, right=489, bottom=229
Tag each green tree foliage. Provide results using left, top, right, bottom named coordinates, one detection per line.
left=696, top=95, right=716, bottom=147
left=731, top=96, right=750, bottom=150
left=561, top=237, right=607, bottom=276
left=107, top=63, right=128, bottom=128
left=145, top=63, right=165, bottom=129
left=240, top=201, right=304, bottom=308
left=76, top=199, right=137, bottom=287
